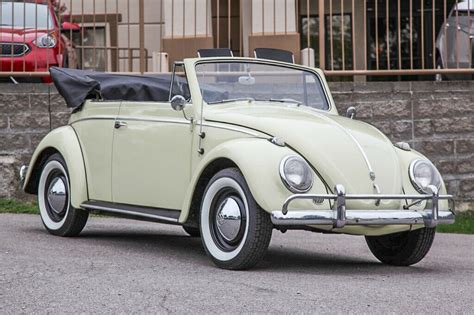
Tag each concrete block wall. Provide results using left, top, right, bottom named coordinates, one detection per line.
left=0, top=81, right=473, bottom=210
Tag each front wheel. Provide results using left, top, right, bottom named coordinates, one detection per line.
left=38, top=153, right=89, bottom=237
left=200, top=168, right=273, bottom=270
left=365, top=227, right=436, bottom=266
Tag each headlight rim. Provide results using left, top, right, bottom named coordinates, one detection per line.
left=279, top=155, right=314, bottom=193
left=409, top=159, right=442, bottom=194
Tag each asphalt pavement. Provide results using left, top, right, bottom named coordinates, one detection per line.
left=1, top=213, right=473, bottom=314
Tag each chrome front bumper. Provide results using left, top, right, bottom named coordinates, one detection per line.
left=271, top=185, right=455, bottom=228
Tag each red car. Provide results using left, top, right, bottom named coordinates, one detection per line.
left=0, top=1, right=79, bottom=82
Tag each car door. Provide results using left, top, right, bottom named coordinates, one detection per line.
left=71, top=101, right=120, bottom=202
left=111, top=101, right=193, bottom=210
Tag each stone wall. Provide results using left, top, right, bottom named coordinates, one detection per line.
left=0, top=81, right=473, bottom=210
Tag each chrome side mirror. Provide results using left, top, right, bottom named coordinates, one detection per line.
left=171, top=95, right=186, bottom=111
left=346, top=106, right=357, bottom=119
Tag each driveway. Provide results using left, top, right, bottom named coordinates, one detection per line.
left=1, top=213, right=473, bottom=313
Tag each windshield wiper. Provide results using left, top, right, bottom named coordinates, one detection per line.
left=265, top=98, right=303, bottom=106
left=207, top=97, right=255, bottom=105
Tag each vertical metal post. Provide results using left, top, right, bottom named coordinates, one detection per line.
left=104, top=0, right=108, bottom=71
left=341, top=0, right=345, bottom=71
left=218, top=0, right=220, bottom=48
left=318, top=0, right=325, bottom=69
left=398, top=0, right=402, bottom=69
left=81, top=0, right=85, bottom=70
left=455, top=0, right=459, bottom=68
left=307, top=0, right=310, bottom=64
left=139, top=0, right=145, bottom=73
left=364, top=0, right=367, bottom=71
left=375, top=0, right=379, bottom=70
left=229, top=0, right=231, bottom=48
left=432, top=0, right=435, bottom=69
left=386, top=0, right=390, bottom=70
left=330, top=0, right=334, bottom=70
left=23, top=0, right=26, bottom=72
left=352, top=0, right=356, bottom=70
left=421, top=0, right=425, bottom=69
left=410, top=0, right=413, bottom=69
left=93, top=0, right=97, bottom=70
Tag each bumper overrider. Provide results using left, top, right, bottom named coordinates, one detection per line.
left=271, top=184, right=455, bottom=228
left=19, top=165, right=28, bottom=188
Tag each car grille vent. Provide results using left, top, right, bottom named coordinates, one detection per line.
left=0, top=43, right=30, bottom=57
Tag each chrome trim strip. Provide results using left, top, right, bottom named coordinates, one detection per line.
left=72, top=116, right=191, bottom=126
left=117, top=116, right=191, bottom=125
left=81, top=203, right=179, bottom=223
left=308, top=110, right=377, bottom=181
left=202, top=123, right=260, bottom=136
left=271, top=209, right=455, bottom=226
left=71, top=116, right=117, bottom=124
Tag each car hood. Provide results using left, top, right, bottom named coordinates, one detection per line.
left=0, top=28, right=50, bottom=42
left=206, top=104, right=403, bottom=205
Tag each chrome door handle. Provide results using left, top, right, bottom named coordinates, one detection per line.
left=114, top=120, right=127, bottom=129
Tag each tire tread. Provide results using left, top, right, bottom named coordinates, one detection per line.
left=366, top=227, right=436, bottom=266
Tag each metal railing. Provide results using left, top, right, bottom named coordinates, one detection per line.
left=0, top=0, right=472, bottom=79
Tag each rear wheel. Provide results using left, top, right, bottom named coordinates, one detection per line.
left=200, top=168, right=273, bottom=270
left=38, top=153, right=89, bottom=237
left=365, top=227, right=436, bottom=266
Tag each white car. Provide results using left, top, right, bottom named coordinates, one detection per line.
left=436, top=0, right=474, bottom=80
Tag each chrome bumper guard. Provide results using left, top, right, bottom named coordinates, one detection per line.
left=19, top=165, right=28, bottom=188
left=271, top=184, right=455, bottom=228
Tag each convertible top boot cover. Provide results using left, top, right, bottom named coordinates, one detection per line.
left=50, top=67, right=101, bottom=108
left=50, top=67, right=176, bottom=109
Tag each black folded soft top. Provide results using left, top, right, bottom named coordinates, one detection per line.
left=50, top=67, right=186, bottom=109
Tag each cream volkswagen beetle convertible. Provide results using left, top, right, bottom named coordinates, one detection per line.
left=20, top=57, right=455, bottom=270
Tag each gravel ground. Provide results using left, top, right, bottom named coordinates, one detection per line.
left=1, top=213, right=473, bottom=314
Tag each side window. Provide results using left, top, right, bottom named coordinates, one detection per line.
left=170, top=63, right=191, bottom=101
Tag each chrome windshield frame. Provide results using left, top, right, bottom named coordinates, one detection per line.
left=193, top=58, right=332, bottom=112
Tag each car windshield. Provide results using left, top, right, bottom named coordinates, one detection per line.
left=195, top=61, right=329, bottom=111
left=0, top=2, right=54, bottom=30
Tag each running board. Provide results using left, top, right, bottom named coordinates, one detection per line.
left=81, top=201, right=180, bottom=224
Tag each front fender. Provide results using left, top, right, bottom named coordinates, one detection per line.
left=179, top=138, right=329, bottom=223
left=23, top=126, right=88, bottom=209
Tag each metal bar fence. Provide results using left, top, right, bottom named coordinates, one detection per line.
left=0, top=0, right=472, bottom=79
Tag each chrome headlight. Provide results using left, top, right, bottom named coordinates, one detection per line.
left=409, top=159, right=442, bottom=193
left=280, top=156, right=314, bottom=193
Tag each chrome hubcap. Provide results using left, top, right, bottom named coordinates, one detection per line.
left=47, top=177, right=67, bottom=215
left=215, top=197, right=242, bottom=242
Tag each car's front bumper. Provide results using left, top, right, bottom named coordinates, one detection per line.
left=271, top=184, right=455, bottom=229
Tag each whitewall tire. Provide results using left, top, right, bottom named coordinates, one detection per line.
left=200, top=168, right=273, bottom=270
left=38, top=153, right=89, bottom=236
